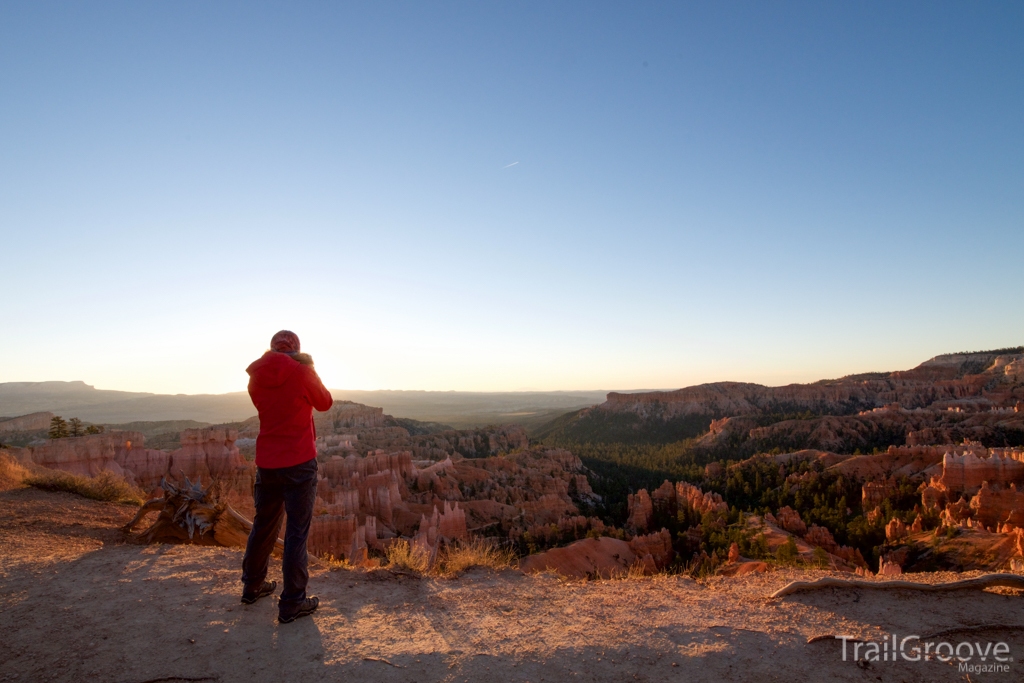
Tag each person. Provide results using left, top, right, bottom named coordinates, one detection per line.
left=240, top=330, right=333, bottom=623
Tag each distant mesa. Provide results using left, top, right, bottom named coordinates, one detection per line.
left=0, top=381, right=608, bottom=427
left=537, top=348, right=1024, bottom=450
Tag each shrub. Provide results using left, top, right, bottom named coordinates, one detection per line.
left=320, top=553, right=354, bottom=571
left=24, top=469, right=145, bottom=505
left=0, top=453, right=30, bottom=489
left=624, top=559, right=649, bottom=580
left=436, top=538, right=514, bottom=576
left=385, top=539, right=431, bottom=573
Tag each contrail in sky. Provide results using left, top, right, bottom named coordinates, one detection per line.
left=503, top=161, right=519, bottom=168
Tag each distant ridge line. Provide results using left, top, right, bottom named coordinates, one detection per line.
left=948, top=346, right=1023, bottom=356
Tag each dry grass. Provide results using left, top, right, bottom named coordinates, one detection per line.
left=335, top=538, right=514, bottom=576
left=23, top=469, right=146, bottom=506
left=385, top=539, right=431, bottom=573
left=0, top=452, right=31, bottom=489
left=624, top=560, right=650, bottom=580
left=436, top=538, right=515, bottom=577
left=320, top=553, right=355, bottom=571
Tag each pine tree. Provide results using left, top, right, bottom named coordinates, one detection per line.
left=85, top=425, right=104, bottom=435
left=68, top=418, right=83, bottom=437
left=48, top=416, right=69, bottom=439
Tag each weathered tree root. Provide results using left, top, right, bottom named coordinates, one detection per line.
left=772, top=573, right=1024, bottom=599
left=123, top=476, right=281, bottom=553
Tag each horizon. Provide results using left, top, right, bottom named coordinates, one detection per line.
left=5, top=343, right=1021, bottom=399
left=3, top=3, right=1022, bottom=394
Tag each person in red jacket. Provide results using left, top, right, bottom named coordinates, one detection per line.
left=241, top=330, right=333, bottom=623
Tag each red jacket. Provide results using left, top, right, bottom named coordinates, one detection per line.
left=246, top=351, right=333, bottom=469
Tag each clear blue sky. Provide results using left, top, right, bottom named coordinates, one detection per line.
left=2, top=2, right=1022, bottom=394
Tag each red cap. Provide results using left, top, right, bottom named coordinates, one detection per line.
left=270, top=330, right=300, bottom=354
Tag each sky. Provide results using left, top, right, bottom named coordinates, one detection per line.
left=1, top=1, right=1022, bottom=394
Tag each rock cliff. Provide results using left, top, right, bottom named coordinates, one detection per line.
left=0, top=411, right=55, bottom=433
left=544, top=350, right=1024, bottom=450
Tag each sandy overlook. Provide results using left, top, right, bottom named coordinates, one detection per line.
left=2, top=486, right=1022, bottom=683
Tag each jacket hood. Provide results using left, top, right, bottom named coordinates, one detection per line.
left=246, top=351, right=301, bottom=389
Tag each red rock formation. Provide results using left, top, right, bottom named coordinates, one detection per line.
left=149, top=429, right=254, bottom=518
left=409, top=499, right=468, bottom=557
left=438, top=501, right=469, bottom=541
left=308, top=514, right=358, bottom=560
left=628, top=529, right=674, bottom=572
left=27, top=431, right=149, bottom=479
left=314, top=401, right=389, bottom=433
left=520, top=529, right=675, bottom=579
left=519, top=537, right=638, bottom=579
left=626, top=489, right=653, bottom=532
left=803, top=524, right=838, bottom=553
left=771, top=506, right=807, bottom=536
left=938, top=450, right=1024, bottom=495
left=321, top=450, right=414, bottom=481
left=675, top=481, right=727, bottom=516
left=921, top=480, right=949, bottom=510
left=802, top=524, right=867, bottom=568
left=119, top=447, right=172, bottom=490
left=520, top=515, right=605, bottom=545
left=879, top=547, right=909, bottom=575
left=885, top=517, right=908, bottom=542
left=156, top=428, right=255, bottom=515
left=969, top=482, right=1024, bottom=530
left=727, top=542, right=740, bottom=563
left=651, top=480, right=676, bottom=513
left=867, top=506, right=884, bottom=525
left=21, top=428, right=257, bottom=516
left=627, top=480, right=726, bottom=534
left=862, top=479, right=898, bottom=508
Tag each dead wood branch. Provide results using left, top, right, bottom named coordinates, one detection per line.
left=772, top=573, right=1024, bottom=599
left=362, top=657, right=404, bottom=668
left=122, top=476, right=280, bottom=552
left=134, top=676, right=219, bottom=683
left=807, top=634, right=862, bottom=644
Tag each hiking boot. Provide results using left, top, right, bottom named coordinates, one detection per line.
left=278, top=596, right=319, bottom=624
left=240, top=580, right=277, bottom=605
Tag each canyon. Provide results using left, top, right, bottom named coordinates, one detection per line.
left=3, top=348, right=1023, bottom=579
left=4, top=402, right=618, bottom=572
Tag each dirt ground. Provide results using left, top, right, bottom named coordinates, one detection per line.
left=1, top=487, right=1022, bottom=683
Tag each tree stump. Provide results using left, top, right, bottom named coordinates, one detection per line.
left=123, top=476, right=278, bottom=552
